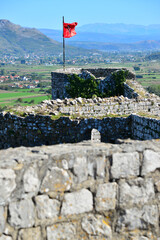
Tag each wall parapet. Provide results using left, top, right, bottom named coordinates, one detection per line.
left=0, top=140, right=160, bottom=239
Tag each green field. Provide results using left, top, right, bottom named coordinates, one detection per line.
left=0, top=87, right=51, bottom=107
left=0, top=94, right=51, bottom=107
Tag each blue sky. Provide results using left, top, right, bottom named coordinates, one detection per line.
left=0, top=0, right=160, bottom=29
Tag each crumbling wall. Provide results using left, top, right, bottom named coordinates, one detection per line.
left=84, top=67, right=135, bottom=79
left=0, top=140, right=160, bottom=240
left=51, top=68, right=136, bottom=99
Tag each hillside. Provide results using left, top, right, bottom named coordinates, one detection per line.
left=0, top=19, right=92, bottom=56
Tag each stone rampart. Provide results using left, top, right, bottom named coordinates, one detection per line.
left=0, top=112, right=160, bottom=149
left=0, top=140, right=160, bottom=240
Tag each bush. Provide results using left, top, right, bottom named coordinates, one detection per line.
left=66, top=70, right=126, bottom=98
left=147, top=85, right=160, bottom=96
left=66, top=74, right=100, bottom=98
left=111, top=70, right=126, bottom=96
left=17, top=98, right=23, bottom=103
left=133, top=66, right=140, bottom=71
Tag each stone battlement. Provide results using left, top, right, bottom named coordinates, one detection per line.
left=0, top=67, right=160, bottom=239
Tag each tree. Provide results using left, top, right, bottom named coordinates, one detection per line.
left=133, top=66, right=140, bottom=71
left=111, top=70, right=126, bottom=96
left=66, top=74, right=100, bottom=98
left=0, top=69, right=6, bottom=76
left=17, top=98, right=23, bottom=103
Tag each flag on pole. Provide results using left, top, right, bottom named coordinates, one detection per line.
left=63, top=22, right=78, bottom=38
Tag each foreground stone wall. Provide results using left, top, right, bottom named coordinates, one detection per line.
left=0, top=140, right=160, bottom=240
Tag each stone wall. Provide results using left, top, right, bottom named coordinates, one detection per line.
left=0, top=112, right=131, bottom=149
left=132, top=114, right=160, bottom=140
left=58, top=97, right=160, bottom=117
left=83, top=67, right=135, bottom=79
left=0, top=140, right=160, bottom=240
left=0, top=112, right=160, bottom=149
left=51, top=68, right=136, bottom=99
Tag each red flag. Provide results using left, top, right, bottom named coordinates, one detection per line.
left=63, top=22, right=78, bottom=38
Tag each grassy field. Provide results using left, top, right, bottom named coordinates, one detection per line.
left=0, top=88, right=51, bottom=107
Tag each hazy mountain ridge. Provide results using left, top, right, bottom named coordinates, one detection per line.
left=39, top=23, right=160, bottom=51
left=67, top=40, right=160, bottom=51
left=0, top=20, right=92, bottom=56
left=77, top=23, right=160, bottom=36
left=0, top=20, right=160, bottom=55
left=39, top=23, right=160, bottom=44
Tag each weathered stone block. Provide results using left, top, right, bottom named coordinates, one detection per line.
left=155, top=180, right=160, bottom=192
left=139, top=237, right=149, bottom=240
left=23, top=165, right=40, bottom=194
left=18, top=227, right=42, bottom=240
left=117, top=205, right=159, bottom=231
left=61, top=189, right=93, bottom=215
left=35, top=195, right=60, bottom=219
left=0, top=236, right=12, bottom=240
left=95, top=183, right=118, bottom=211
left=40, top=167, right=71, bottom=193
left=141, top=150, right=160, bottom=176
left=47, top=222, right=77, bottom=240
left=81, top=214, right=112, bottom=239
left=0, top=169, right=16, bottom=205
left=73, top=156, right=88, bottom=183
left=87, top=153, right=106, bottom=179
left=0, top=207, right=5, bottom=235
left=111, top=152, right=140, bottom=179
left=91, top=129, right=101, bottom=142
left=119, top=178, right=155, bottom=207
left=8, top=199, right=35, bottom=228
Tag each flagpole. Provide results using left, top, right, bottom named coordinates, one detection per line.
left=63, top=16, right=65, bottom=71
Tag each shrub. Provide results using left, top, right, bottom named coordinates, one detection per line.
left=66, top=70, right=126, bottom=98
left=111, top=70, right=126, bottom=96
left=66, top=74, right=100, bottom=98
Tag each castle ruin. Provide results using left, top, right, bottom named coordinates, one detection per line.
left=0, top=67, right=160, bottom=240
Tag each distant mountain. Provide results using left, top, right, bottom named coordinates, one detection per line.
left=68, top=40, right=160, bottom=52
left=0, top=20, right=92, bottom=56
left=39, top=23, right=160, bottom=44
left=77, top=23, right=160, bottom=36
